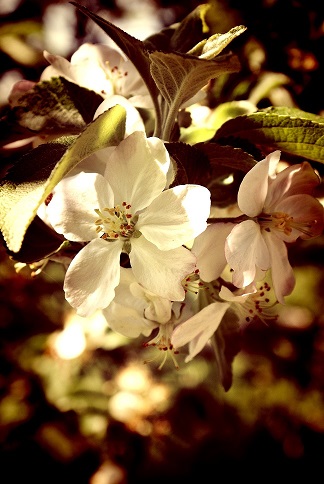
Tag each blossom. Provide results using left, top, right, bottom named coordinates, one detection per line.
left=41, top=43, right=151, bottom=108
left=171, top=298, right=230, bottom=362
left=218, top=282, right=278, bottom=327
left=225, top=151, right=324, bottom=303
left=46, top=130, right=211, bottom=316
left=40, top=43, right=150, bottom=139
left=103, top=268, right=193, bottom=369
left=171, top=280, right=278, bottom=362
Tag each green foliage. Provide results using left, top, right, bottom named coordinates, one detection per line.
left=214, top=107, right=324, bottom=163
left=1, top=77, right=104, bottom=146
left=71, top=2, right=245, bottom=140
left=187, top=25, right=247, bottom=59
left=150, top=49, right=241, bottom=140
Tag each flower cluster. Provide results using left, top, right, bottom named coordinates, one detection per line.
left=1, top=3, right=323, bottom=389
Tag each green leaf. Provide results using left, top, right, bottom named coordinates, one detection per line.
left=1, top=77, right=104, bottom=148
left=7, top=77, right=103, bottom=136
left=165, top=3, right=211, bottom=52
left=214, top=107, right=324, bottom=163
left=150, top=51, right=241, bottom=108
left=146, top=4, right=244, bottom=55
left=187, top=25, right=247, bottom=60
left=196, top=143, right=257, bottom=172
left=0, top=105, right=126, bottom=253
left=180, top=100, right=257, bottom=144
left=150, top=50, right=241, bottom=139
left=165, top=142, right=256, bottom=207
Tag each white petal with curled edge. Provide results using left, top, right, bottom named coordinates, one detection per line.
left=276, top=194, right=324, bottom=241
left=171, top=302, right=230, bottom=361
left=103, top=301, right=155, bottom=338
left=266, top=161, right=320, bottom=211
left=94, top=95, right=145, bottom=136
left=219, top=285, right=251, bottom=304
left=192, top=223, right=234, bottom=282
left=64, top=238, right=123, bottom=317
left=130, top=283, right=172, bottom=324
left=238, top=152, right=280, bottom=216
left=225, top=220, right=270, bottom=288
left=263, top=231, right=295, bottom=304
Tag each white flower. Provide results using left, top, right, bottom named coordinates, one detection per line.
left=225, top=151, right=324, bottom=303
left=46, top=131, right=211, bottom=316
left=103, top=268, right=193, bottom=369
left=218, top=281, right=278, bottom=327
left=41, top=43, right=152, bottom=108
left=171, top=280, right=278, bottom=362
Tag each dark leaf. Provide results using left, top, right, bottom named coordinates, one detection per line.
left=165, top=141, right=211, bottom=186
left=211, top=311, right=242, bottom=392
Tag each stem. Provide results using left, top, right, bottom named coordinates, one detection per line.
left=161, top=100, right=180, bottom=141
left=152, top=95, right=163, bottom=138
left=207, top=215, right=249, bottom=224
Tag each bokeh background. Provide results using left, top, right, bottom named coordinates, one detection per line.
left=0, top=1, right=324, bottom=482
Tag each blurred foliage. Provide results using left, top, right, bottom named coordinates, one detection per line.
left=0, top=0, right=324, bottom=482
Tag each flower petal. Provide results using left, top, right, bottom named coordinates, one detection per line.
left=225, top=220, right=270, bottom=288
left=238, top=151, right=280, bottom=216
left=103, top=301, right=155, bottom=338
left=138, top=185, right=210, bottom=250
left=47, top=172, right=113, bottom=242
left=104, top=131, right=169, bottom=212
left=263, top=231, right=295, bottom=304
left=42, top=44, right=120, bottom=96
left=192, top=223, right=234, bottom=281
left=171, top=302, right=230, bottom=361
left=102, top=267, right=167, bottom=337
left=64, top=238, right=123, bottom=316
left=265, top=162, right=321, bottom=210
left=130, top=236, right=196, bottom=301
left=130, top=283, right=172, bottom=323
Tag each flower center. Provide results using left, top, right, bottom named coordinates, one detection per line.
left=103, top=61, right=128, bottom=94
left=94, top=202, right=140, bottom=240
left=259, top=211, right=314, bottom=237
left=239, top=282, right=278, bottom=326
left=183, top=269, right=207, bottom=295
left=143, top=322, right=179, bottom=370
